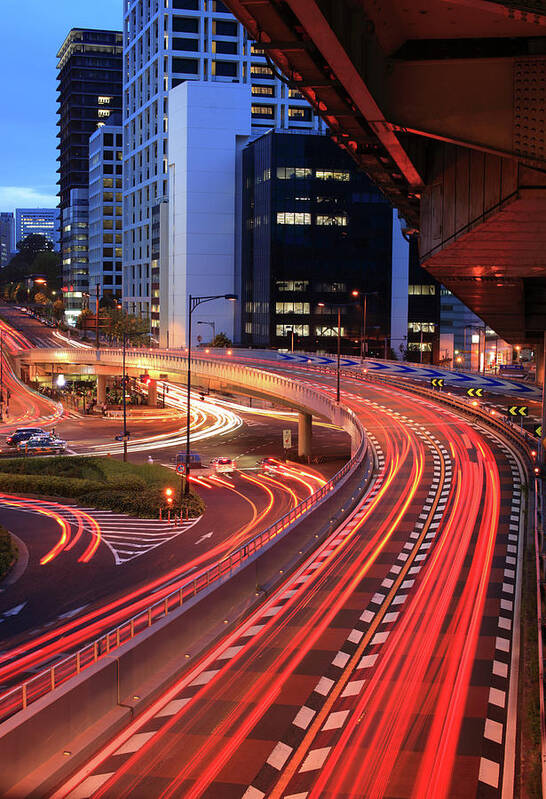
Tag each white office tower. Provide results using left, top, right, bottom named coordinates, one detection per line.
left=123, top=0, right=323, bottom=344
left=88, top=121, right=124, bottom=301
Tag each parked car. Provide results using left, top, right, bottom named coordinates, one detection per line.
left=17, top=435, right=67, bottom=455
left=6, top=428, right=46, bottom=446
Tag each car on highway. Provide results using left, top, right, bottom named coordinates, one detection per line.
left=6, top=427, right=46, bottom=447
left=210, top=456, right=236, bottom=473
left=17, top=435, right=67, bottom=455
left=258, top=457, right=280, bottom=472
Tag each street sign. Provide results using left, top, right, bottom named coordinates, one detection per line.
left=431, top=378, right=444, bottom=388
left=283, top=429, right=292, bottom=449
left=115, top=432, right=131, bottom=442
left=507, top=406, right=528, bottom=417
left=466, top=387, right=484, bottom=398
left=535, top=425, right=543, bottom=438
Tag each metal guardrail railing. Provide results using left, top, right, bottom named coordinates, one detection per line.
left=0, top=400, right=367, bottom=725
left=535, top=480, right=546, bottom=797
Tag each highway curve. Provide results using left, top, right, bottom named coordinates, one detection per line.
left=54, top=364, right=527, bottom=799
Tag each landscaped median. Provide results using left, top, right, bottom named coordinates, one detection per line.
left=0, top=526, right=17, bottom=581
left=0, top=456, right=204, bottom=518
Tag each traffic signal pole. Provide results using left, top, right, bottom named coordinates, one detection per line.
left=542, top=331, right=546, bottom=466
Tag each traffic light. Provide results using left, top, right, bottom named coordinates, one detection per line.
left=164, top=487, right=174, bottom=505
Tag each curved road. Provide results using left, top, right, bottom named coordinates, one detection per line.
left=55, top=362, right=526, bottom=799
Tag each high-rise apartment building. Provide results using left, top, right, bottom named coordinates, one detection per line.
left=57, top=28, right=123, bottom=319
left=123, top=0, right=323, bottom=341
left=0, top=213, right=14, bottom=267
left=15, top=208, right=60, bottom=251
left=88, top=118, right=124, bottom=301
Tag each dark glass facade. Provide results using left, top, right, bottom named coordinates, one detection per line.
left=57, top=28, right=122, bottom=314
left=241, top=132, right=393, bottom=354
left=406, top=237, right=441, bottom=363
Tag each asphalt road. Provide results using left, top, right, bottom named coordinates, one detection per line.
left=54, top=363, right=527, bottom=799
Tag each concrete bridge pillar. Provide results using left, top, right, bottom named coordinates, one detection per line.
left=96, top=374, right=107, bottom=405
left=536, top=337, right=544, bottom=388
left=298, top=412, right=312, bottom=458
left=147, top=379, right=158, bottom=407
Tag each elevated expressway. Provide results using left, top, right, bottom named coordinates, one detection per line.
left=223, top=0, right=546, bottom=353
left=0, top=347, right=534, bottom=799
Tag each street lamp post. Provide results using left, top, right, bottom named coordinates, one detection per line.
left=351, top=290, right=379, bottom=361
left=197, top=320, right=216, bottom=344
left=318, top=302, right=342, bottom=403
left=122, top=329, right=128, bottom=462
left=0, top=330, right=3, bottom=423
left=183, top=294, right=237, bottom=497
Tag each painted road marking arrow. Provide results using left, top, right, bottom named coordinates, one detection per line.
left=3, top=602, right=27, bottom=618
left=195, top=532, right=214, bottom=545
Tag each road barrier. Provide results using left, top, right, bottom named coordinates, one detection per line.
left=0, top=360, right=367, bottom=725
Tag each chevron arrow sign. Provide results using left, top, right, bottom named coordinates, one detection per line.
left=431, top=378, right=444, bottom=388
left=467, top=387, right=484, bottom=398
left=508, top=405, right=528, bottom=417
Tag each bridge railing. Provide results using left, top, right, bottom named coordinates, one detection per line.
left=20, top=348, right=362, bottom=449
left=0, top=358, right=368, bottom=725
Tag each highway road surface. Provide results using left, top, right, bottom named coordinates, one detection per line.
left=50, top=362, right=527, bottom=799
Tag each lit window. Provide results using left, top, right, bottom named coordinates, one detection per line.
left=276, top=280, right=309, bottom=292
left=98, top=109, right=111, bottom=118
left=251, top=64, right=274, bottom=77
left=276, top=167, right=312, bottom=180
left=252, top=85, right=274, bottom=96
left=276, top=212, right=311, bottom=225
left=315, top=326, right=345, bottom=337
left=408, top=322, right=436, bottom=333
left=251, top=104, right=274, bottom=116
left=316, top=170, right=350, bottom=181
left=316, top=214, right=348, bottom=227
left=275, top=302, right=310, bottom=314
left=276, top=324, right=309, bottom=336
left=98, top=96, right=112, bottom=105
left=408, top=284, right=436, bottom=295
left=288, top=88, right=303, bottom=99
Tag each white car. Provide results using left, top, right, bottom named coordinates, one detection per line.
left=209, top=457, right=236, bottom=473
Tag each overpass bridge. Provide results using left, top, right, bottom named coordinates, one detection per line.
left=17, top=347, right=363, bottom=458
left=223, top=0, right=546, bottom=349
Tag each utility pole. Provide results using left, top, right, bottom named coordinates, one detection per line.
left=95, top=283, right=100, bottom=350
left=0, top=330, right=3, bottom=422
left=336, top=305, right=341, bottom=403
left=122, top=330, right=127, bottom=462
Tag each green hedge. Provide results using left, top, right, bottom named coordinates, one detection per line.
left=0, top=457, right=205, bottom=519
left=0, top=526, right=17, bottom=581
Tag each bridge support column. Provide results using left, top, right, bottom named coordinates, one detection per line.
left=298, top=412, right=312, bottom=459
left=147, top=379, right=158, bottom=407
left=96, top=375, right=107, bottom=405
left=537, top=337, right=545, bottom=387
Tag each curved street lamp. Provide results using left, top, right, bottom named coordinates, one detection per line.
left=183, top=294, right=237, bottom=497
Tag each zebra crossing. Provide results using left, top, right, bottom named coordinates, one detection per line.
left=77, top=508, right=202, bottom=565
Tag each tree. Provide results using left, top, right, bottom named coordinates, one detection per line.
left=16, top=234, right=53, bottom=259
left=76, top=308, right=93, bottom=330
left=211, top=332, right=233, bottom=348
left=53, top=300, right=65, bottom=322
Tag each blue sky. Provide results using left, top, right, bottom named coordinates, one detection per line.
left=0, top=0, right=122, bottom=214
